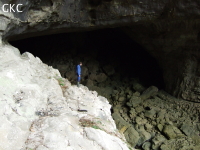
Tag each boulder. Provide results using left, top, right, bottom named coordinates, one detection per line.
left=124, top=127, right=140, bottom=148
left=87, top=60, right=99, bottom=74
left=118, top=97, right=125, bottom=102
left=56, top=64, right=68, bottom=76
left=132, top=83, right=146, bottom=93
left=140, top=86, right=158, bottom=100
left=145, top=123, right=153, bottom=131
left=86, top=79, right=94, bottom=87
left=103, top=65, right=115, bottom=76
left=151, top=135, right=167, bottom=150
left=65, top=71, right=76, bottom=82
left=180, top=124, right=196, bottom=137
left=157, top=124, right=163, bottom=132
left=127, top=96, right=142, bottom=107
left=81, top=66, right=89, bottom=77
left=163, top=125, right=185, bottom=140
left=89, top=73, right=97, bottom=81
left=96, top=73, right=107, bottom=83
left=136, top=125, right=151, bottom=146
left=112, top=112, right=140, bottom=147
left=144, top=108, right=156, bottom=119
left=180, top=124, right=200, bottom=144
left=157, top=110, right=166, bottom=120
left=135, top=117, right=147, bottom=125
left=142, top=142, right=151, bottom=150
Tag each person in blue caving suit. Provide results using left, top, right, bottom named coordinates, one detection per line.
left=76, top=62, right=82, bottom=87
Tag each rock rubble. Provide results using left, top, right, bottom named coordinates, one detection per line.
left=41, top=48, right=200, bottom=149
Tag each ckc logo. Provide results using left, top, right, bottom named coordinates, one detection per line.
left=2, top=4, right=23, bottom=12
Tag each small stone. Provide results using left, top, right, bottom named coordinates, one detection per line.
left=145, top=123, right=153, bottom=130
left=118, top=97, right=125, bottom=102
left=136, top=117, right=143, bottom=125
left=144, top=109, right=156, bottom=118
left=152, top=121, right=157, bottom=126
left=119, top=109, right=123, bottom=114
left=133, top=91, right=140, bottom=97
left=157, top=124, right=163, bottom=132
left=135, top=106, right=144, bottom=113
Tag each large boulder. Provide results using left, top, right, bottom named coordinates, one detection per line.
left=162, top=125, right=185, bottom=140
left=112, top=112, right=140, bottom=147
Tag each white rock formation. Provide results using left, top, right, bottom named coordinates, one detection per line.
left=0, top=44, right=134, bottom=150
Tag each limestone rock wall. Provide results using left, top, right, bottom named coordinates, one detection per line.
left=0, top=44, right=132, bottom=150
left=122, top=20, right=200, bottom=102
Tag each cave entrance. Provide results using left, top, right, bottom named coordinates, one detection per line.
left=10, top=28, right=164, bottom=95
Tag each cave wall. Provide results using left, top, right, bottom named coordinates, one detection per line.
left=122, top=20, right=200, bottom=102
left=1, top=0, right=200, bottom=101
left=10, top=29, right=165, bottom=100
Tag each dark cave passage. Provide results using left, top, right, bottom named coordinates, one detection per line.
left=10, top=28, right=164, bottom=90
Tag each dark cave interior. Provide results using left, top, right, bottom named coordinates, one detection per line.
left=10, top=28, right=164, bottom=89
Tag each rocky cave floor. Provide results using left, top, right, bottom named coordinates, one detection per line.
left=10, top=30, right=200, bottom=150
left=27, top=50, right=200, bottom=150
left=46, top=53, right=200, bottom=150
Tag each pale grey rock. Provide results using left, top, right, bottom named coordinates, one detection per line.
left=0, top=44, right=134, bottom=150
left=84, top=128, right=131, bottom=150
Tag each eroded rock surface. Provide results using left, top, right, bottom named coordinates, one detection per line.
left=0, top=44, right=133, bottom=150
